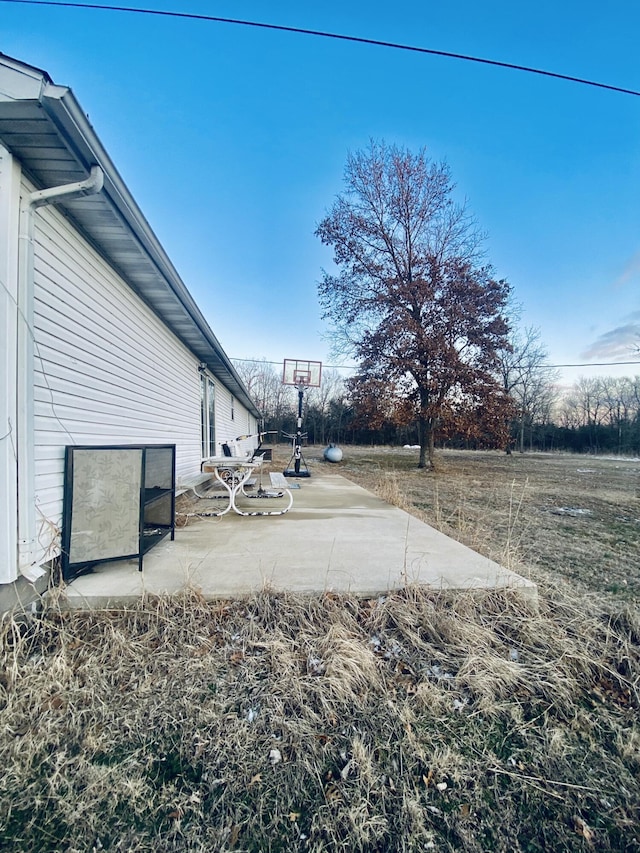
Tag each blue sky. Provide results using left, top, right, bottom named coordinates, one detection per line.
left=2, top=0, right=639, bottom=384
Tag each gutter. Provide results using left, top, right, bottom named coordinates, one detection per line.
left=17, top=166, right=104, bottom=578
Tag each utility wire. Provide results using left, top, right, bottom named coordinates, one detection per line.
left=3, top=0, right=640, bottom=97
left=231, top=357, right=640, bottom=370
left=545, top=360, right=640, bottom=368
left=0, top=276, right=78, bottom=445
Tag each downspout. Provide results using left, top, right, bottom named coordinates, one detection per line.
left=17, top=166, right=104, bottom=578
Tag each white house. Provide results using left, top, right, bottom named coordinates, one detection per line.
left=0, top=53, right=261, bottom=598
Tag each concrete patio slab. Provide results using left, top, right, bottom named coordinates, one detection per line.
left=58, top=473, right=536, bottom=608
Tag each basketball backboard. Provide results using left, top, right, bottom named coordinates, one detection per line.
left=282, top=359, right=322, bottom=388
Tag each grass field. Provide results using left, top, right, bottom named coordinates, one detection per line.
left=338, top=447, right=640, bottom=605
left=1, top=447, right=638, bottom=852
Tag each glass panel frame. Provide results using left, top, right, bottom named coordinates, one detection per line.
left=61, top=444, right=176, bottom=581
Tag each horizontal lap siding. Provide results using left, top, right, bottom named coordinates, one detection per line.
left=31, top=199, right=202, bottom=564
left=214, top=382, right=259, bottom=454
left=215, top=382, right=235, bottom=448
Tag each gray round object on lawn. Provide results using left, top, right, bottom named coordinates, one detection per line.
left=324, top=444, right=343, bottom=463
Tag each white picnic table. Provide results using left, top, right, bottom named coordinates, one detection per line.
left=201, top=456, right=293, bottom=516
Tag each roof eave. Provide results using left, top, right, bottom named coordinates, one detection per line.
left=0, top=56, right=260, bottom=418
left=41, top=87, right=261, bottom=418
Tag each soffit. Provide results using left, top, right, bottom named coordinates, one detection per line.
left=0, top=93, right=259, bottom=418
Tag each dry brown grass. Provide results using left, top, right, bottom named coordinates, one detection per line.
left=338, top=446, right=640, bottom=604
left=1, top=583, right=639, bottom=852
left=2, top=445, right=639, bottom=851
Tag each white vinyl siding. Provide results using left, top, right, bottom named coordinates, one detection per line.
left=213, top=381, right=257, bottom=455
left=214, top=381, right=236, bottom=451
left=29, top=192, right=202, bottom=565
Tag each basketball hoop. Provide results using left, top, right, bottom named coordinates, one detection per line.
left=283, top=359, right=322, bottom=389
left=282, top=359, right=322, bottom=477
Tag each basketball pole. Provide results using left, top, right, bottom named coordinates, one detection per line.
left=284, top=384, right=310, bottom=478
left=281, top=359, right=321, bottom=479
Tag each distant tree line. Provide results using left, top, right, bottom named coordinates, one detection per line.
left=233, top=358, right=640, bottom=456
left=553, top=376, right=640, bottom=455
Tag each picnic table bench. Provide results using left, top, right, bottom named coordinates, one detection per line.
left=187, top=454, right=293, bottom=516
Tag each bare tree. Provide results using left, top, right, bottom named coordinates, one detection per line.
left=305, top=368, right=347, bottom=445
left=316, top=141, right=512, bottom=468
left=556, top=375, right=640, bottom=453
left=558, top=377, right=608, bottom=451
left=498, top=325, right=559, bottom=452
left=589, top=375, right=640, bottom=453
left=232, top=359, right=296, bottom=437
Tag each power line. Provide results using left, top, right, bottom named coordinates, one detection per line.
left=231, top=357, right=640, bottom=370
left=548, top=360, right=640, bottom=369
left=231, top=357, right=356, bottom=370
left=4, top=0, right=640, bottom=97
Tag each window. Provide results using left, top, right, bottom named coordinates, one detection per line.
left=208, top=379, right=216, bottom=454
left=200, top=374, right=216, bottom=457
left=231, top=395, right=235, bottom=421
